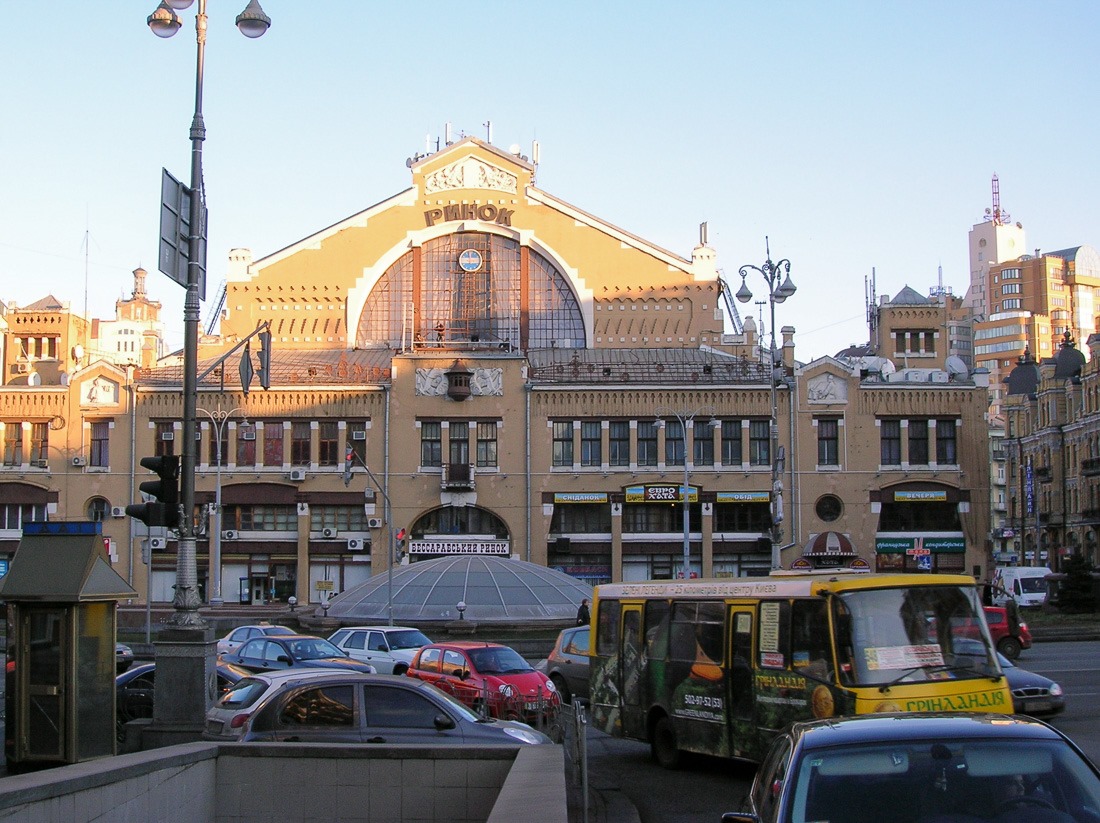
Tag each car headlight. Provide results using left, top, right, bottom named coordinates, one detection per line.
left=543, top=679, right=556, bottom=693
left=1050, top=683, right=1064, bottom=697
left=502, top=726, right=544, bottom=745
left=498, top=683, right=515, bottom=697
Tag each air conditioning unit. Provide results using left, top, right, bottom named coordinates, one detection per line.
left=160, top=431, right=175, bottom=441
left=322, top=527, right=338, bottom=539
left=148, top=537, right=167, bottom=550
left=367, top=517, right=383, bottom=529
left=111, top=506, right=126, bottom=518
left=33, top=459, right=48, bottom=468
left=240, top=430, right=256, bottom=441
left=289, top=468, right=307, bottom=481
left=351, top=430, right=367, bottom=441
left=72, top=456, right=87, bottom=467
left=222, top=529, right=239, bottom=540
left=347, top=538, right=365, bottom=551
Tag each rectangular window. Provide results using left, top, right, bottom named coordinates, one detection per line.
left=420, top=422, right=442, bottom=467
left=318, top=422, right=339, bottom=466
left=90, top=421, right=109, bottom=468
left=3, top=423, right=23, bottom=467
left=936, top=419, right=958, bottom=464
left=552, top=421, right=574, bottom=467
left=693, top=420, right=714, bottom=466
left=449, top=422, right=470, bottom=466
left=236, top=424, right=257, bottom=466
left=155, top=421, right=175, bottom=457
left=637, top=421, right=658, bottom=467
left=817, top=418, right=839, bottom=466
left=881, top=419, right=901, bottom=465
left=291, top=422, right=311, bottom=466
left=580, top=421, right=602, bottom=467
left=908, top=419, right=929, bottom=465
left=348, top=421, right=367, bottom=468
left=664, top=420, right=686, bottom=466
left=476, top=422, right=497, bottom=467
left=721, top=420, right=742, bottom=466
left=609, top=421, right=630, bottom=467
left=749, top=420, right=770, bottom=466
left=263, top=424, right=284, bottom=467
left=30, top=422, right=48, bottom=465
left=207, top=422, right=229, bottom=467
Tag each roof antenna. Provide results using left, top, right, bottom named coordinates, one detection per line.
left=484, top=120, right=492, bottom=144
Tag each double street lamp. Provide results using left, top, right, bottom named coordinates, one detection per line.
left=147, top=0, right=270, bottom=627
left=655, top=406, right=716, bottom=580
left=197, top=404, right=245, bottom=606
left=736, top=238, right=796, bottom=570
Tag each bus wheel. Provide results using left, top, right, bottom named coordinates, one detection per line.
left=651, top=716, right=682, bottom=769
left=997, top=636, right=1022, bottom=660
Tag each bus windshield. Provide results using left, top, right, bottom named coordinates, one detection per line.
left=834, top=584, right=1000, bottom=687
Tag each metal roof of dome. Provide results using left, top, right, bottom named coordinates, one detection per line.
left=316, top=555, right=593, bottom=625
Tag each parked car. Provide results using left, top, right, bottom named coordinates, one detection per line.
left=115, top=642, right=134, bottom=673
left=535, top=625, right=589, bottom=704
left=220, top=634, right=376, bottom=674
left=406, top=641, right=560, bottom=725
left=991, top=566, right=1053, bottom=609
left=984, top=603, right=1033, bottom=660
left=723, top=713, right=1100, bottom=823
left=216, top=623, right=297, bottom=655
left=206, top=670, right=550, bottom=747
left=326, top=626, right=431, bottom=675
left=117, top=660, right=251, bottom=741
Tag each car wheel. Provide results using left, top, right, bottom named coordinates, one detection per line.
left=651, top=715, right=681, bottom=769
left=998, top=636, right=1022, bottom=660
left=550, top=673, right=572, bottom=705
left=392, top=664, right=408, bottom=676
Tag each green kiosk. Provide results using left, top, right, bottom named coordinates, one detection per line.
left=1, top=522, right=137, bottom=771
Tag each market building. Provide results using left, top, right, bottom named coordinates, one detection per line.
left=1, top=137, right=994, bottom=603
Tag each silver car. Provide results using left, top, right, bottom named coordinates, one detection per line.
left=205, top=670, right=549, bottom=746
left=326, top=626, right=431, bottom=675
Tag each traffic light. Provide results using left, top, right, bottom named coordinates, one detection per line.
left=257, top=327, right=272, bottom=389
left=126, top=455, right=180, bottom=529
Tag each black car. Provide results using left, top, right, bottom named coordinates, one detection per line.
left=723, top=713, right=1100, bottom=823
left=116, top=660, right=251, bottom=742
left=220, top=634, right=376, bottom=674
left=1000, top=652, right=1065, bottom=718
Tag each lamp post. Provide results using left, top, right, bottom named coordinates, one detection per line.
left=197, top=404, right=244, bottom=606
left=360, top=461, right=397, bottom=626
left=148, top=0, right=270, bottom=627
left=655, top=406, right=716, bottom=579
left=736, top=238, right=797, bottom=570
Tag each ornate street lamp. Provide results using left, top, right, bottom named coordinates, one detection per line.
left=197, top=404, right=245, bottom=606
left=737, top=238, right=796, bottom=570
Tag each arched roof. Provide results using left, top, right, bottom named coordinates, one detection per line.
left=317, top=555, right=593, bottom=625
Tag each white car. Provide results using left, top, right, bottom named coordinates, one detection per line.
left=216, top=624, right=297, bottom=656
left=326, top=626, right=432, bottom=675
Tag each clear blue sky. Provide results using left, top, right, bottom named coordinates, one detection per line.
left=3, top=2, right=1097, bottom=360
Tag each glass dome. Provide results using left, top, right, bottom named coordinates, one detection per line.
left=317, top=555, right=593, bottom=626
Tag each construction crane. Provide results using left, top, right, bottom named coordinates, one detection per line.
left=204, top=280, right=228, bottom=335
left=717, top=276, right=746, bottom=335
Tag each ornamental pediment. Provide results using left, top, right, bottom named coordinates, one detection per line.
left=422, top=156, right=517, bottom=195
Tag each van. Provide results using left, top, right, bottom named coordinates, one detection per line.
left=991, top=566, right=1052, bottom=608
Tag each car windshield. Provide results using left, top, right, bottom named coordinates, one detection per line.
left=469, top=647, right=531, bottom=674
left=289, top=638, right=346, bottom=660
left=387, top=630, right=431, bottom=650
left=1019, top=577, right=1048, bottom=595
left=217, top=678, right=272, bottom=709
left=834, top=585, right=1001, bottom=686
left=785, top=738, right=1100, bottom=823
left=264, top=626, right=296, bottom=637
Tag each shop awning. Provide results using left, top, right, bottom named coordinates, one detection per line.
left=802, top=531, right=856, bottom=556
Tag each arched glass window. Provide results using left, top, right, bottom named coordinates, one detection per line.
left=87, top=497, right=110, bottom=522
left=355, top=233, right=585, bottom=351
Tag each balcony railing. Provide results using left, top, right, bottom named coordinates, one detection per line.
left=1082, top=458, right=1100, bottom=477
left=441, top=462, right=475, bottom=491
left=1034, top=466, right=1053, bottom=483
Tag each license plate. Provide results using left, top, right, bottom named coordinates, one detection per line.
left=1025, top=701, right=1052, bottom=712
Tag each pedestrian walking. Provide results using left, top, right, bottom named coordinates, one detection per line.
left=576, top=598, right=590, bottom=625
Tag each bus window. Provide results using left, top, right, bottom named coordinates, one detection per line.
left=791, top=600, right=832, bottom=681
left=596, top=599, right=621, bottom=656
left=644, top=600, right=670, bottom=661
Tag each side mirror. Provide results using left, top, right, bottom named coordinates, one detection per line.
left=277, top=655, right=293, bottom=664
left=460, top=668, right=470, bottom=680
left=433, top=714, right=456, bottom=731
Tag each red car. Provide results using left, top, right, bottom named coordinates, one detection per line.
left=983, top=604, right=1032, bottom=660
left=405, top=641, right=560, bottom=725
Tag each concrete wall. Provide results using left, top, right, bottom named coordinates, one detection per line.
left=0, top=742, right=566, bottom=823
